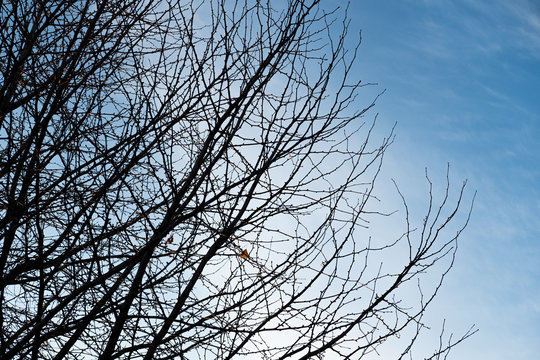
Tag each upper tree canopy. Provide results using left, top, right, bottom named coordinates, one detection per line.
left=0, top=1, right=474, bottom=359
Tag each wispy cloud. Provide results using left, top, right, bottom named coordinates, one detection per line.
left=503, top=1, right=540, bottom=57
left=352, top=1, right=540, bottom=358
left=459, top=0, right=540, bottom=58
left=403, top=0, right=540, bottom=61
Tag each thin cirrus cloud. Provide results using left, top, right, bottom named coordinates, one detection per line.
left=347, top=0, right=540, bottom=359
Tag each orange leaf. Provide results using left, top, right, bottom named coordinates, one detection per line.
left=239, top=249, right=249, bottom=259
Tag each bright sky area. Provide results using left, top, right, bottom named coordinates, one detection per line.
left=343, top=0, right=540, bottom=359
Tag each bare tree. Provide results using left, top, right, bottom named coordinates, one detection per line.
left=0, top=0, right=475, bottom=359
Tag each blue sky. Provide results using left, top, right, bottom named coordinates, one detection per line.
left=344, top=0, right=540, bottom=358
